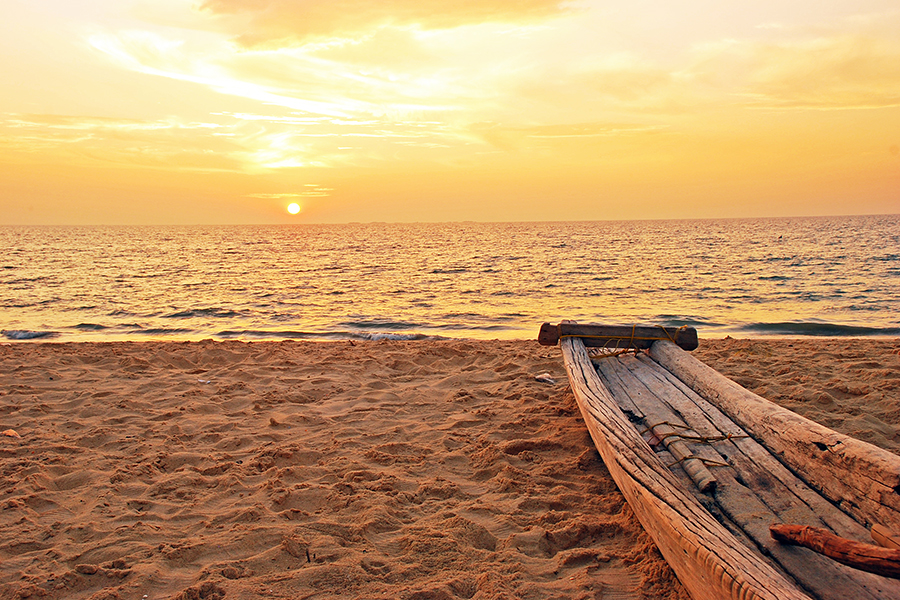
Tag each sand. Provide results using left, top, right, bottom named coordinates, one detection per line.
left=1, top=337, right=897, bottom=600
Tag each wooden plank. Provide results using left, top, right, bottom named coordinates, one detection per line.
left=560, top=336, right=810, bottom=600
left=538, top=322, right=698, bottom=350
left=599, top=358, right=717, bottom=492
left=627, top=353, right=839, bottom=530
left=633, top=353, right=870, bottom=541
left=650, top=340, right=900, bottom=532
left=594, top=357, right=646, bottom=421
left=609, top=354, right=900, bottom=600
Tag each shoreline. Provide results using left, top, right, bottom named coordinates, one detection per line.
left=1, top=338, right=898, bottom=599
left=4, top=332, right=900, bottom=345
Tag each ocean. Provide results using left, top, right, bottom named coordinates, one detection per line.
left=1, top=215, right=898, bottom=342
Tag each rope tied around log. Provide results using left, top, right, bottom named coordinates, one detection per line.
left=640, top=420, right=750, bottom=446
left=589, top=347, right=640, bottom=361
left=561, top=324, right=690, bottom=351
left=638, top=421, right=744, bottom=472
left=667, top=454, right=732, bottom=470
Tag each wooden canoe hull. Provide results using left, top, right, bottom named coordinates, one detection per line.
left=559, top=330, right=900, bottom=600
left=560, top=336, right=810, bottom=600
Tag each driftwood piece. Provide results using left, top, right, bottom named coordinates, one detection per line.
left=771, top=524, right=900, bottom=580
left=538, top=322, right=698, bottom=350
left=650, top=340, right=900, bottom=532
left=560, top=336, right=809, bottom=600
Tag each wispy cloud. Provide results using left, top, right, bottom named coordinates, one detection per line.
left=743, top=35, right=900, bottom=109
left=685, top=28, right=900, bottom=110
left=248, top=186, right=332, bottom=199
left=88, top=31, right=366, bottom=118
left=199, top=0, right=572, bottom=47
left=0, top=113, right=245, bottom=170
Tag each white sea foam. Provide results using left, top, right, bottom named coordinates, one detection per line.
left=2, top=330, right=57, bottom=340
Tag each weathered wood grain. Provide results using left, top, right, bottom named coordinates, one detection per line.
left=650, top=340, right=900, bottom=532
left=771, top=524, right=900, bottom=580
left=605, top=353, right=900, bottom=600
left=561, top=336, right=809, bottom=600
left=633, top=353, right=869, bottom=540
left=873, top=525, right=900, bottom=551
left=539, top=322, right=698, bottom=350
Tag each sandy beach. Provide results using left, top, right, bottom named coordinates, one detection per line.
left=1, top=337, right=898, bottom=600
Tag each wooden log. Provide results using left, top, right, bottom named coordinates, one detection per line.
left=650, top=340, right=900, bottom=532
left=538, top=322, right=698, bottom=350
left=771, top=524, right=900, bottom=580
left=560, top=336, right=810, bottom=600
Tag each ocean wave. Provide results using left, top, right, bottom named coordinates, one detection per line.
left=354, top=332, right=435, bottom=341
left=2, top=330, right=58, bottom=340
left=135, top=328, right=196, bottom=335
left=338, top=319, right=425, bottom=330
left=216, top=329, right=439, bottom=341
left=428, top=323, right=511, bottom=331
left=431, top=268, right=469, bottom=274
left=73, top=323, right=109, bottom=330
left=653, top=316, right=726, bottom=328
left=738, top=322, right=900, bottom=337
left=164, top=308, right=245, bottom=319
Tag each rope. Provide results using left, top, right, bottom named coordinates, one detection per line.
left=559, top=324, right=689, bottom=346
left=640, top=421, right=749, bottom=445
left=667, top=455, right=732, bottom=469
left=589, top=347, right=639, bottom=361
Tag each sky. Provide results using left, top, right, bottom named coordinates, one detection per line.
left=1, top=0, right=898, bottom=224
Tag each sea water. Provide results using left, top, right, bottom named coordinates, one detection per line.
left=1, top=215, right=898, bottom=342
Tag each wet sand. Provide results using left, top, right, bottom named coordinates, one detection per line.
left=1, top=337, right=897, bottom=600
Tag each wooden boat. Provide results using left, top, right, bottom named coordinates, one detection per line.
left=539, top=322, right=900, bottom=600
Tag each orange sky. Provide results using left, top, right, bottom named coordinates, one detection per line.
left=1, top=0, right=898, bottom=224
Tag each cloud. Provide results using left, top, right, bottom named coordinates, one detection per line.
left=198, top=0, right=571, bottom=47
left=89, top=31, right=367, bottom=117
left=746, top=35, right=900, bottom=109
left=467, top=121, right=664, bottom=152
left=687, top=32, right=900, bottom=110
left=0, top=113, right=245, bottom=170
left=248, top=186, right=332, bottom=198
left=305, top=27, right=437, bottom=69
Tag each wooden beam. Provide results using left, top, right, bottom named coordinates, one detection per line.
left=538, top=322, right=698, bottom=350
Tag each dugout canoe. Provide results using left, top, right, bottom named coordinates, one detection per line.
left=539, top=322, right=900, bottom=600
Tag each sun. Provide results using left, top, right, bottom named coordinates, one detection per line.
left=287, top=202, right=301, bottom=215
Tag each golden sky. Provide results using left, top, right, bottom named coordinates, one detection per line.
left=2, top=0, right=899, bottom=224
